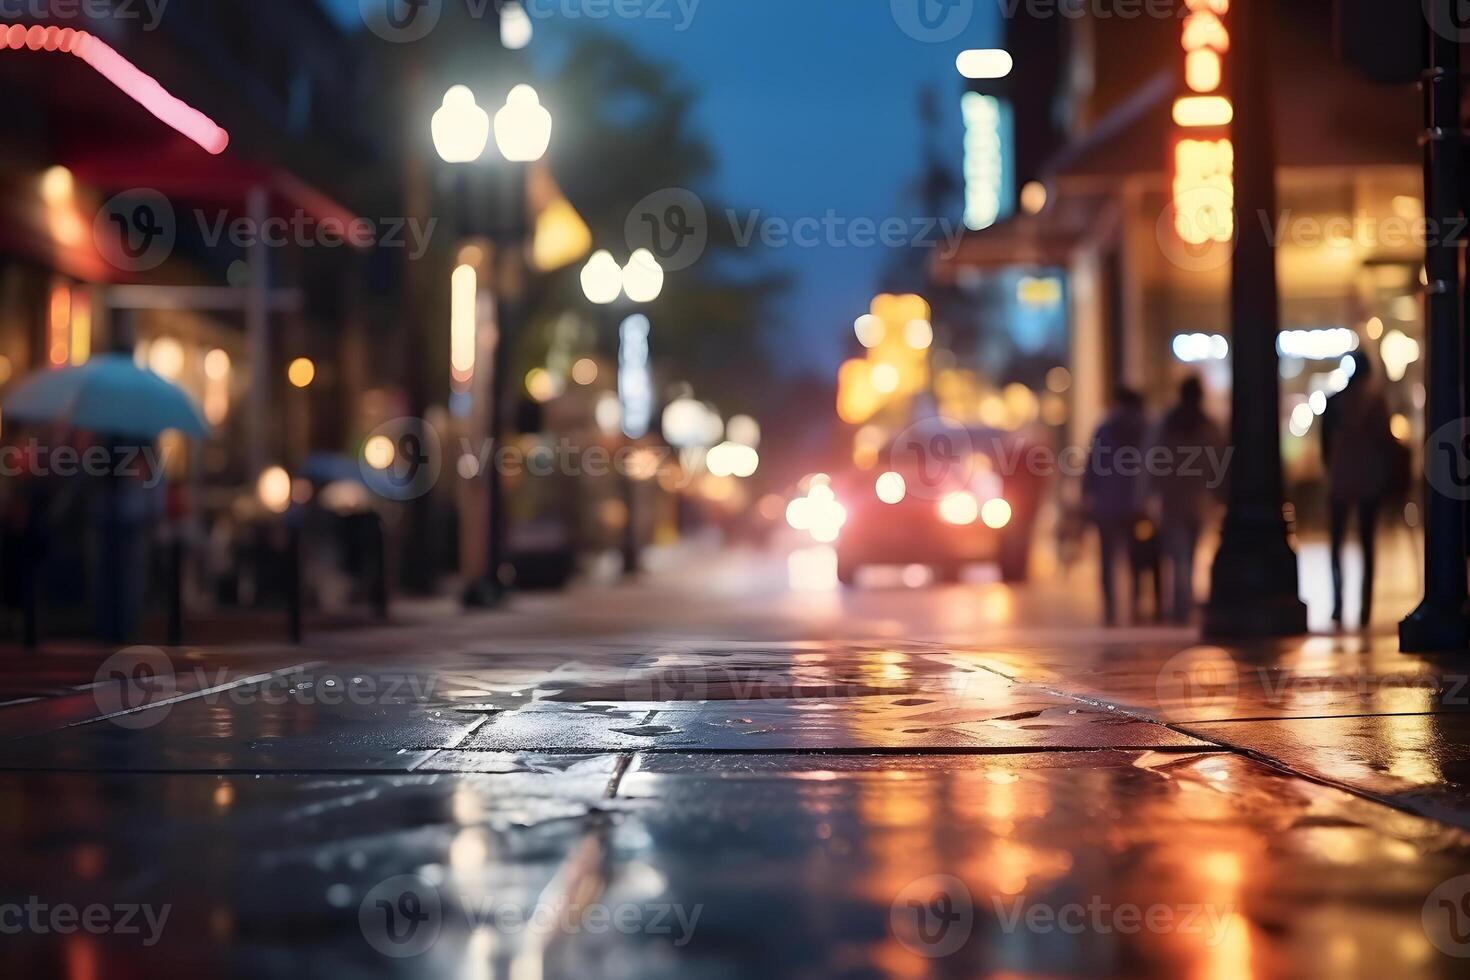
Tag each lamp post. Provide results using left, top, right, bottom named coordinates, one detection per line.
left=580, top=248, right=664, bottom=576
left=1201, top=0, right=1307, bottom=637
left=433, top=83, right=552, bottom=607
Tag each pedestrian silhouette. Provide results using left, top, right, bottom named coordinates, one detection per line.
left=1320, top=351, right=1396, bottom=630
left=1145, top=377, right=1224, bottom=624
left=1084, top=387, right=1148, bottom=626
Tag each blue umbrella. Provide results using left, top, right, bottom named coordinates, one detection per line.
left=2, top=353, right=209, bottom=440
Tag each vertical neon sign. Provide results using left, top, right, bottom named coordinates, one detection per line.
left=1170, top=0, right=1233, bottom=247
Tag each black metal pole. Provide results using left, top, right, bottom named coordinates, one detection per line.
left=469, top=159, right=527, bottom=606
left=371, top=514, right=389, bottom=620
left=622, top=467, right=640, bottom=577
left=167, top=534, right=183, bottom=647
left=1202, top=0, right=1308, bottom=637
left=286, top=520, right=302, bottom=645
left=21, top=538, right=38, bottom=650
left=1402, top=1, right=1469, bottom=651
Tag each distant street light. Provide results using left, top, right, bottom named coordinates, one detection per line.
left=621, top=248, right=665, bottom=303
left=956, top=49, right=1013, bottom=79
left=287, top=357, right=315, bottom=388
left=257, top=466, right=291, bottom=514
left=430, top=81, right=555, bottom=609
left=581, top=250, right=623, bottom=304
left=499, top=1, right=532, bottom=50
left=432, top=85, right=490, bottom=164
left=493, top=85, right=552, bottom=162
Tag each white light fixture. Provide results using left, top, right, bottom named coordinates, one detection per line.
left=581, top=249, right=623, bottom=305
left=257, top=466, right=292, bottom=514
left=499, top=1, right=532, bottom=50
left=854, top=314, right=884, bottom=348
left=450, top=264, right=477, bottom=389
left=493, top=84, right=552, bottom=163
left=621, top=248, right=665, bottom=303
left=432, top=85, right=490, bottom=164
left=956, top=49, right=1014, bottom=79
left=726, top=414, right=760, bottom=448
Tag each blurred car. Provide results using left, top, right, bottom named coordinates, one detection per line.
left=833, top=426, right=1044, bottom=585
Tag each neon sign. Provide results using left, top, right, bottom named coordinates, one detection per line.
left=1170, top=0, right=1232, bottom=247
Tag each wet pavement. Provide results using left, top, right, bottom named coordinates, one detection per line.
left=3, top=552, right=1470, bottom=977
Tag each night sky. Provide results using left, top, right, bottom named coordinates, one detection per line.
left=323, top=0, right=998, bottom=373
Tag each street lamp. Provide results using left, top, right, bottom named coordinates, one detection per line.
left=581, top=250, right=623, bottom=305
left=621, top=248, right=664, bottom=303
left=432, top=86, right=490, bottom=164
left=431, top=82, right=552, bottom=608
left=493, top=85, right=552, bottom=162
left=580, top=248, right=665, bottom=575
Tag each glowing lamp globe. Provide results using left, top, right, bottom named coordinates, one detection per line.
left=621, top=248, right=665, bottom=303
left=494, top=84, right=552, bottom=163
left=581, top=250, right=623, bottom=305
left=432, top=86, right=490, bottom=164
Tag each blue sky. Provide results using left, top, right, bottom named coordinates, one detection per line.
left=323, top=0, right=999, bottom=372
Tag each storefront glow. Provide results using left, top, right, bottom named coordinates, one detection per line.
left=961, top=92, right=1013, bottom=231
left=619, top=314, right=652, bottom=439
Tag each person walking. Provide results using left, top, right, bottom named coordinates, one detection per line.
left=1083, top=387, right=1148, bottom=626
left=1320, top=352, right=1396, bottom=630
left=1146, top=377, right=1224, bottom=624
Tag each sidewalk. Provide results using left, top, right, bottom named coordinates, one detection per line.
left=0, top=554, right=1468, bottom=977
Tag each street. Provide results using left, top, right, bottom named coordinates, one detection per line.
left=3, top=546, right=1469, bottom=977
left=4, top=1, right=1470, bottom=976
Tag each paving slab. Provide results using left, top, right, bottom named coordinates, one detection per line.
left=1184, top=712, right=1470, bottom=830
left=461, top=682, right=1213, bottom=754
left=942, top=635, right=1470, bottom=723
left=0, top=665, right=486, bottom=772
left=0, top=757, right=626, bottom=977
left=568, top=750, right=1470, bottom=979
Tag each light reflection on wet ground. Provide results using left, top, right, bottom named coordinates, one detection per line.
left=0, top=565, right=1468, bottom=976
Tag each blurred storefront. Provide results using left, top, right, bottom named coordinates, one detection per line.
left=0, top=3, right=413, bottom=627
left=936, top=2, right=1422, bottom=525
